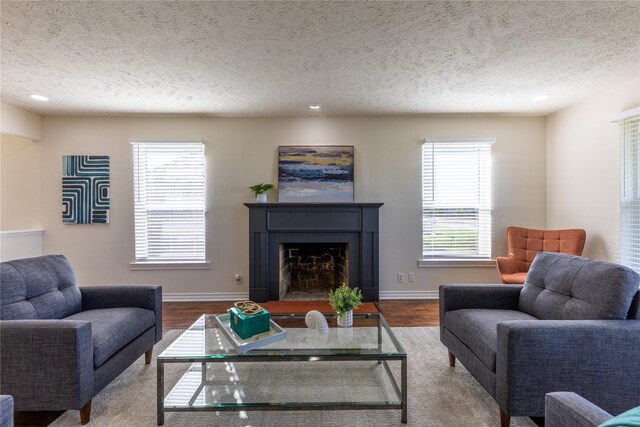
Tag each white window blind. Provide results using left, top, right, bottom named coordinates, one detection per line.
left=422, top=139, right=493, bottom=260
left=620, top=114, right=640, bottom=273
left=131, top=141, right=206, bottom=263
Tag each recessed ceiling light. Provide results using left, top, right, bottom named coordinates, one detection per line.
left=308, top=103, right=321, bottom=110
left=29, top=94, right=49, bottom=101
left=531, top=94, right=551, bottom=102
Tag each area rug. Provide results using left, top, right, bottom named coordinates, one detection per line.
left=51, top=328, right=536, bottom=426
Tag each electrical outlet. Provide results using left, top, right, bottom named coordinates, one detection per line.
left=234, top=273, right=242, bottom=284
left=397, top=273, right=405, bottom=283
left=408, top=272, right=415, bottom=282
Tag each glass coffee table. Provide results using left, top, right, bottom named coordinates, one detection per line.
left=157, top=313, right=407, bottom=424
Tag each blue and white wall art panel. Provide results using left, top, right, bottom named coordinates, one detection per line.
left=62, top=155, right=110, bottom=224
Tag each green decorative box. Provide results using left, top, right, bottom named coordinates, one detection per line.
left=228, top=306, right=271, bottom=339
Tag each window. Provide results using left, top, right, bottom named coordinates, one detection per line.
left=620, top=112, right=640, bottom=273
left=130, top=141, right=207, bottom=268
left=421, top=139, right=493, bottom=263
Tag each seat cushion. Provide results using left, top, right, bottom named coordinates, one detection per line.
left=519, top=252, right=640, bottom=320
left=444, top=308, right=538, bottom=371
left=65, top=307, right=155, bottom=367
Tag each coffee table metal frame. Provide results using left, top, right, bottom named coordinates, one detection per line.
left=157, top=312, right=407, bottom=424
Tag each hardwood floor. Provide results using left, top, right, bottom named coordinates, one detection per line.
left=15, top=299, right=439, bottom=426
left=162, top=299, right=440, bottom=332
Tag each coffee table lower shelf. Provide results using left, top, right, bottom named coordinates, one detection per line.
left=157, top=357, right=407, bottom=424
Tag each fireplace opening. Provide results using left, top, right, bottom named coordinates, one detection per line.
left=279, top=243, right=349, bottom=300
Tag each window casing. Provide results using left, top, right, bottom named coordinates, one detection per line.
left=421, top=139, right=493, bottom=261
left=131, top=141, right=207, bottom=267
left=620, top=114, right=640, bottom=273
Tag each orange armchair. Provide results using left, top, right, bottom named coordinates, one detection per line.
left=496, top=226, right=586, bottom=284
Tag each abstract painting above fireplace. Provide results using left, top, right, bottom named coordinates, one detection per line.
left=278, top=146, right=354, bottom=203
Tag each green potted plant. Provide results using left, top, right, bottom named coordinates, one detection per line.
left=249, top=183, right=274, bottom=203
left=328, top=283, right=363, bottom=327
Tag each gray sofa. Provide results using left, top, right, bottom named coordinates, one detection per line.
left=0, top=255, right=162, bottom=424
left=439, top=252, right=640, bottom=427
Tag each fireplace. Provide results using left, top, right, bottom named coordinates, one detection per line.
left=245, top=203, right=383, bottom=302
left=279, top=242, right=349, bottom=300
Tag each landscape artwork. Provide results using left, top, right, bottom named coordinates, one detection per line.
left=278, top=146, right=354, bottom=202
left=62, top=155, right=110, bottom=223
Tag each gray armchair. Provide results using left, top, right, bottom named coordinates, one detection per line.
left=439, top=252, right=640, bottom=427
left=0, top=255, right=162, bottom=424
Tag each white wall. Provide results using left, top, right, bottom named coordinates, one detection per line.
left=0, top=230, right=44, bottom=261
left=35, top=115, right=545, bottom=298
left=546, top=78, right=640, bottom=261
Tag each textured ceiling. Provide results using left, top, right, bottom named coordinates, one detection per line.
left=1, top=1, right=639, bottom=116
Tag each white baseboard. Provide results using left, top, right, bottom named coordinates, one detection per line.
left=164, top=290, right=439, bottom=301
left=163, top=292, right=249, bottom=302
left=379, top=290, right=439, bottom=300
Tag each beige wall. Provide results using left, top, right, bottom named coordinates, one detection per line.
left=0, top=134, right=43, bottom=231
left=0, top=102, right=42, bottom=141
left=546, top=78, right=640, bottom=262
left=34, top=115, right=546, bottom=297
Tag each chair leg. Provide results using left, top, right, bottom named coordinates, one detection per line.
left=80, top=400, right=91, bottom=425
left=448, top=350, right=456, bottom=367
left=145, top=347, right=153, bottom=365
left=499, top=408, right=510, bottom=427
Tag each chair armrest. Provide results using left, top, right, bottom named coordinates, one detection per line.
left=496, top=255, right=519, bottom=275
left=496, top=320, right=640, bottom=416
left=545, top=392, right=612, bottom=427
left=439, top=284, right=522, bottom=336
left=80, top=285, right=162, bottom=342
left=0, top=320, right=94, bottom=411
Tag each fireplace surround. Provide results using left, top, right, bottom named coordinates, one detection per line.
left=245, top=203, right=383, bottom=302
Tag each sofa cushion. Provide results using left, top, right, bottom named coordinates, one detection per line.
left=0, top=255, right=81, bottom=320
left=444, top=308, right=538, bottom=371
left=65, top=307, right=155, bottom=367
left=519, top=253, right=640, bottom=320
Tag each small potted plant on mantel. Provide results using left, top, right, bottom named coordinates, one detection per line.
left=328, top=283, right=363, bottom=327
left=249, top=183, right=274, bottom=203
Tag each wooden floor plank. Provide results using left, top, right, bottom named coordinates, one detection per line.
left=162, top=299, right=439, bottom=331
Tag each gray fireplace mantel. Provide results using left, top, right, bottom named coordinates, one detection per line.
left=244, top=203, right=383, bottom=302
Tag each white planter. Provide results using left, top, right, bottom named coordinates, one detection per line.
left=256, top=193, right=268, bottom=203
left=337, top=310, right=353, bottom=327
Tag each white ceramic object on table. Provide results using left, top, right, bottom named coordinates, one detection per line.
left=305, top=310, right=329, bottom=334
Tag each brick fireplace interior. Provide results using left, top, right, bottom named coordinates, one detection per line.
left=279, top=243, right=349, bottom=300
